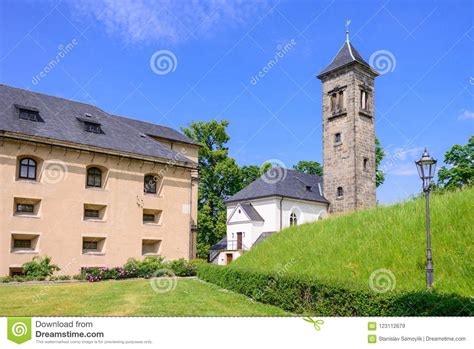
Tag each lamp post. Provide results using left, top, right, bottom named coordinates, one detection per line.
left=415, top=149, right=437, bottom=288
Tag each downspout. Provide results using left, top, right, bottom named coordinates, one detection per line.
left=188, top=170, right=193, bottom=260
left=189, top=169, right=199, bottom=259
left=279, top=197, right=284, bottom=231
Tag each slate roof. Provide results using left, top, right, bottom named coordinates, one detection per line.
left=210, top=237, right=227, bottom=251
left=0, top=84, right=198, bottom=165
left=254, top=231, right=275, bottom=245
left=239, top=203, right=264, bottom=222
left=225, top=169, right=329, bottom=204
left=317, top=39, right=378, bottom=78
left=208, top=236, right=227, bottom=263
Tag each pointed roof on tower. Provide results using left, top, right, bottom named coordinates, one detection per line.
left=317, top=26, right=378, bottom=79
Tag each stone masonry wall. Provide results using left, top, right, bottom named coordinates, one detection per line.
left=321, top=65, right=376, bottom=213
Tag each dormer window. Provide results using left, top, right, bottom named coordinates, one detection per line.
left=18, top=108, right=43, bottom=122
left=84, top=122, right=102, bottom=134
left=306, top=186, right=312, bottom=192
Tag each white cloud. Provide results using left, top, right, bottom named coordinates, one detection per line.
left=458, top=109, right=474, bottom=121
left=70, top=0, right=271, bottom=45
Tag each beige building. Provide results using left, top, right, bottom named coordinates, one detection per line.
left=0, top=84, right=199, bottom=277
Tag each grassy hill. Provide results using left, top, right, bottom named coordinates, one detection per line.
left=230, top=188, right=473, bottom=297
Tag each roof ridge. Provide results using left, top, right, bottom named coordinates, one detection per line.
left=0, top=83, right=106, bottom=112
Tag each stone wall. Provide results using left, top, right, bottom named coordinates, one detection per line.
left=320, top=64, right=376, bottom=213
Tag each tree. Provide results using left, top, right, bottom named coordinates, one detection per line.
left=437, top=136, right=473, bottom=189
left=293, top=160, right=323, bottom=176
left=181, top=120, right=242, bottom=257
left=240, top=163, right=272, bottom=187
left=375, top=137, right=385, bottom=187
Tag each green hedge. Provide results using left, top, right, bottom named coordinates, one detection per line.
left=197, top=264, right=473, bottom=316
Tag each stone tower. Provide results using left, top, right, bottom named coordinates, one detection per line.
left=317, top=31, right=379, bottom=213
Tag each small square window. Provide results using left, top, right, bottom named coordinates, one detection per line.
left=143, top=214, right=156, bottom=223
left=334, top=133, right=342, bottom=144
left=83, top=241, right=98, bottom=250
left=16, top=204, right=34, bottom=213
left=84, top=209, right=99, bottom=218
left=14, top=239, right=32, bottom=249
left=142, top=239, right=161, bottom=255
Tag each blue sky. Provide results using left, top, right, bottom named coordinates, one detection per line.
left=1, top=0, right=473, bottom=203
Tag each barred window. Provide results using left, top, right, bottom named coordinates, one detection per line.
left=14, top=239, right=32, bottom=249
left=143, top=214, right=156, bottom=223
left=84, top=209, right=99, bottom=218
left=16, top=204, right=34, bottom=213
left=83, top=241, right=98, bottom=250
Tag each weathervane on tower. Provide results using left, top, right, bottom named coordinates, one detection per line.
left=345, top=19, right=351, bottom=42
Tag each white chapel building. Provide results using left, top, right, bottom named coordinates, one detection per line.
left=210, top=170, right=329, bottom=264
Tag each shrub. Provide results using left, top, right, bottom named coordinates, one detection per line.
left=167, top=259, right=196, bottom=277
left=80, top=257, right=197, bottom=282
left=124, top=256, right=165, bottom=278
left=22, top=256, right=60, bottom=278
left=49, top=275, right=71, bottom=281
left=72, top=274, right=85, bottom=281
left=197, top=264, right=473, bottom=316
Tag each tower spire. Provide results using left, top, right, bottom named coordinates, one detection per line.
left=345, top=19, right=351, bottom=42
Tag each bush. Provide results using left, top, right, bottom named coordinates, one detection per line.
left=22, top=256, right=60, bottom=278
left=167, top=259, right=196, bottom=277
left=81, top=267, right=134, bottom=282
left=197, top=264, right=473, bottom=316
left=80, top=257, right=198, bottom=283
left=49, top=275, right=71, bottom=281
left=124, top=256, right=165, bottom=278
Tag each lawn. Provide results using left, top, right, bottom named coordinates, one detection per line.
left=0, top=278, right=288, bottom=316
left=231, top=188, right=473, bottom=296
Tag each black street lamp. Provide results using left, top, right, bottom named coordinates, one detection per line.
left=415, top=149, right=437, bottom=288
